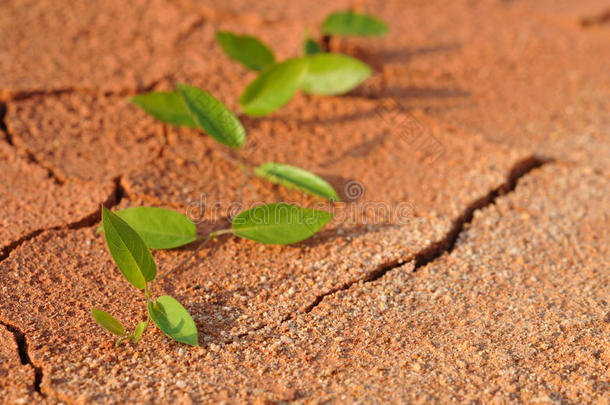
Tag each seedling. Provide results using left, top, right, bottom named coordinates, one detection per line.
left=216, top=34, right=370, bottom=116
left=93, top=203, right=332, bottom=346
left=216, top=31, right=275, bottom=71
left=92, top=206, right=198, bottom=346
left=118, top=83, right=340, bottom=347
left=92, top=11, right=388, bottom=346
left=132, top=84, right=341, bottom=201
left=303, top=34, right=323, bottom=55
left=237, top=53, right=371, bottom=116
left=321, top=10, right=389, bottom=37
left=215, top=10, right=388, bottom=115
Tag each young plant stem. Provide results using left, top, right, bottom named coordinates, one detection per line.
left=116, top=335, right=131, bottom=346
left=237, top=167, right=249, bottom=206
left=215, top=148, right=252, bottom=205
left=144, top=285, right=152, bottom=300
left=209, top=228, right=235, bottom=238
left=216, top=148, right=254, bottom=175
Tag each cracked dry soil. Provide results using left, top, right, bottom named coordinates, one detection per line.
left=1, top=0, right=609, bottom=403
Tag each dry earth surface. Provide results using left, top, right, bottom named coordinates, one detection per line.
left=1, top=0, right=609, bottom=403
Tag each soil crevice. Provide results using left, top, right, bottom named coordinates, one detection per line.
left=1, top=321, right=44, bottom=395
left=2, top=101, right=64, bottom=183
left=1, top=79, right=161, bottom=103
left=22, top=149, right=65, bottom=185
left=0, top=102, right=12, bottom=145
left=299, top=155, right=550, bottom=314
left=0, top=176, right=124, bottom=261
left=224, top=156, right=551, bottom=342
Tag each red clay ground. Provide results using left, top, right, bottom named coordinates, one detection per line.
left=1, top=0, right=609, bottom=403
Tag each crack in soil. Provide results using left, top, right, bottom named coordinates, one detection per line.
left=1, top=321, right=44, bottom=395
left=223, top=156, right=551, bottom=343
left=2, top=101, right=65, bottom=183
left=22, top=149, right=65, bottom=185
left=298, top=155, right=550, bottom=315
left=1, top=79, right=161, bottom=103
left=6, top=87, right=76, bottom=102
left=174, top=16, right=207, bottom=46
left=0, top=177, right=125, bottom=400
left=1, top=81, right=167, bottom=185
left=0, top=102, right=12, bottom=144
left=0, top=176, right=124, bottom=261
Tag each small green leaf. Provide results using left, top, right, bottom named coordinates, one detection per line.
left=132, top=320, right=149, bottom=342
left=303, top=36, right=322, bottom=55
left=101, top=207, right=197, bottom=249
left=92, top=309, right=126, bottom=336
left=102, top=206, right=157, bottom=289
left=232, top=203, right=332, bottom=244
left=148, top=296, right=198, bottom=346
left=322, top=11, right=388, bottom=37
left=255, top=162, right=341, bottom=201
left=239, top=58, right=309, bottom=116
left=301, top=53, right=371, bottom=96
left=216, top=31, right=275, bottom=71
left=178, top=84, right=246, bottom=149
left=130, top=91, right=197, bottom=127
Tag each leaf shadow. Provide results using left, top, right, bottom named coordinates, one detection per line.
left=153, top=276, right=239, bottom=346
left=257, top=83, right=471, bottom=131
left=373, top=42, right=463, bottom=65
left=315, top=134, right=387, bottom=169
left=295, top=221, right=405, bottom=249
left=313, top=174, right=362, bottom=202
left=163, top=318, right=185, bottom=336
left=357, top=85, right=471, bottom=102
left=186, top=292, right=244, bottom=345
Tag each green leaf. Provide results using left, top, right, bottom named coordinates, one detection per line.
left=130, top=91, right=197, bottom=128
left=92, top=309, right=126, bottom=336
left=132, top=320, right=148, bottom=342
left=232, top=203, right=332, bottom=244
left=148, top=296, right=198, bottom=346
left=301, top=53, right=371, bottom=96
left=322, top=11, right=388, bottom=37
left=102, top=206, right=157, bottom=289
left=255, top=162, right=341, bottom=201
left=303, top=36, right=322, bottom=55
left=239, top=58, right=309, bottom=116
left=216, top=31, right=275, bottom=71
left=101, top=207, right=197, bottom=250
left=178, top=84, right=246, bottom=149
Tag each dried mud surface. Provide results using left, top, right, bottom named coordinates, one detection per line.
left=1, top=0, right=609, bottom=403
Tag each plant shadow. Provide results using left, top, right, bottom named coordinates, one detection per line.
left=296, top=221, right=406, bottom=250
left=374, top=42, right=462, bottom=65
left=259, top=81, right=470, bottom=129
left=315, top=134, right=387, bottom=169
